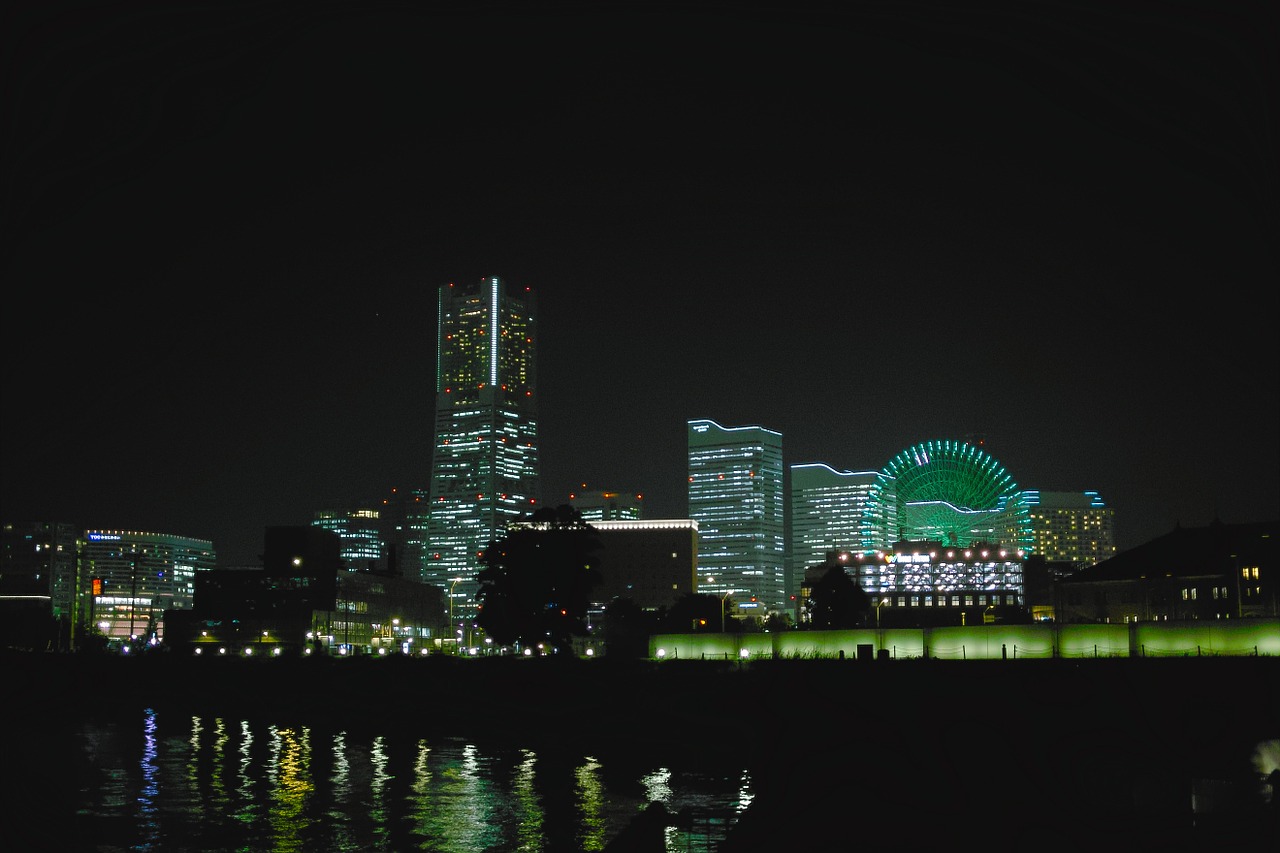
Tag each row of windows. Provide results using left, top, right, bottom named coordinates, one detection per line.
left=1182, top=587, right=1231, bottom=600
left=879, top=593, right=1017, bottom=608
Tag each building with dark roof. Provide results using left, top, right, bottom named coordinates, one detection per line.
left=1054, top=519, right=1277, bottom=623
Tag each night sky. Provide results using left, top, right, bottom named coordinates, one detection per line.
left=5, top=0, right=1276, bottom=567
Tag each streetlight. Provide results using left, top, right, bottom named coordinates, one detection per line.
left=705, top=576, right=733, bottom=633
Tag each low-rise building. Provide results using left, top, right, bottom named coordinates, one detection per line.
left=1054, top=519, right=1277, bottom=623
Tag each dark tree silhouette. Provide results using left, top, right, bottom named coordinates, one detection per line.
left=806, top=563, right=870, bottom=629
left=763, top=612, right=794, bottom=632
left=476, top=504, right=603, bottom=655
left=663, top=593, right=726, bottom=632
left=601, top=597, right=655, bottom=658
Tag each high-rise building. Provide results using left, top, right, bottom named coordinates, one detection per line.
left=569, top=488, right=644, bottom=521
left=687, top=419, right=785, bottom=617
left=382, top=485, right=431, bottom=579
left=416, top=276, right=539, bottom=624
left=789, top=463, right=879, bottom=602
left=312, top=506, right=387, bottom=573
left=0, top=520, right=83, bottom=651
left=1023, top=489, right=1117, bottom=570
left=81, top=529, right=216, bottom=643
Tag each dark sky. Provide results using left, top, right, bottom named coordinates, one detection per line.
left=5, top=0, right=1277, bottom=567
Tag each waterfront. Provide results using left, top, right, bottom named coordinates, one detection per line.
left=7, top=707, right=748, bottom=852
left=5, top=653, right=1278, bottom=850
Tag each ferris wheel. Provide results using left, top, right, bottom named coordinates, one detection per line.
left=865, top=439, right=1033, bottom=551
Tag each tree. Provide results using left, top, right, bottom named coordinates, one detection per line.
left=763, top=611, right=794, bottom=632
left=476, top=504, right=603, bottom=655
left=663, top=593, right=723, bottom=632
left=601, top=597, right=654, bottom=658
left=806, top=564, right=870, bottom=629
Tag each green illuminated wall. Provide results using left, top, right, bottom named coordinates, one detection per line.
left=650, top=618, right=1280, bottom=661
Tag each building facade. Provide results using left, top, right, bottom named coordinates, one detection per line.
left=0, top=520, right=83, bottom=651
left=570, top=489, right=645, bottom=521
left=1055, top=519, right=1277, bottom=624
left=414, top=276, right=540, bottom=624
left=790, top=463, right=879, bottom=606
left=1024, top=489, right=1117, bottom=570
left=378, top=485, right=428, bottom=579
left=82, top=529, right=216, bottom=643
left=586, top=520, right=698, bottom=615
left=794, top=541, right=1027, bottom=628
left=167, top=525, right=446, bottom=657
left=872, top=539, right=1025, bottom=626
left=687, top=419, right=786, bottom=616
left=312, top=506, right=387, bottom=573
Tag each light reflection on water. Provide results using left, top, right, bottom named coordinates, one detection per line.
left=72, top=708, right=749, bottom=852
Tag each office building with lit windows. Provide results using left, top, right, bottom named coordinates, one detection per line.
left=312, top=506, right=387, bottom=573
left=414, top=276, right=539, bottom=624
left=0, top=520, right=83, bottom=651
left=81, top=529, right=216, bottom=643
left=790, top=463, right=879, bottom=602
left=687, top=419, right=785, bottom=617
left=1024, top=489, right=1117, bottom=570
left=570, top=489, right=644, bottom=521
left=872, top=539, right=1025, bottom=627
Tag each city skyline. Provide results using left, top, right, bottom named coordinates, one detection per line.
left=4, top=1, right=1276, bottom=567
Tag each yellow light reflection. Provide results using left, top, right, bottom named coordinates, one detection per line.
left=267, top=725, right=313, bottom=851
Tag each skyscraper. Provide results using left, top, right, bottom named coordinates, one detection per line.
left=789, top=463, right=879, bottom=597
left=687, top=419, right=785, bottom=618
left=417, top=276, right=539, bottom=626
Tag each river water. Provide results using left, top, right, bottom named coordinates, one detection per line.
left=16, top=706, right=751, bottom=853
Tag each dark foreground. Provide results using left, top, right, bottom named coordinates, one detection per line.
left=6, top=651, right=1278, bottom=851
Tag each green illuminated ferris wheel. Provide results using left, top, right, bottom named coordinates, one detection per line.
left=863, top=439, right=1034, bottom=552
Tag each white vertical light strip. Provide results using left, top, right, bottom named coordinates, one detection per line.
left=489, top=277, right=499, bottom=385
left=436, top=285, right=446, bottom=393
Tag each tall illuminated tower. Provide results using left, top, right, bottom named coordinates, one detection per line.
left=420, top=276, right=539, bottom=627
left=687, top=419, right=785, bottom=618
left=790, top=463, right=880, bottom=594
